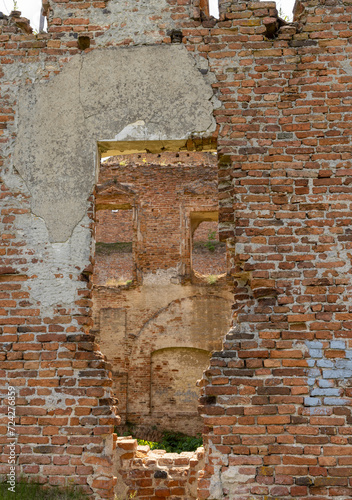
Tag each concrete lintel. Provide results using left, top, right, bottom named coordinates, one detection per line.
left=98, top=139, right=216, bottom=157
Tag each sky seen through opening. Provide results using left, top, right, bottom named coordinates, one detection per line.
left=0, top=0, right=295, bottom=31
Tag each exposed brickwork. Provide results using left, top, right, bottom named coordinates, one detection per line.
left=96, top=209, right=133, bottom=244
left=198, top=0, right=352, bottom=497
left=94, top=253, right=133, bottom=287
left=0, top=0, right=352, bottom=498
left=96, top=153, right=220, bottom=278
left=94, top=153, right=226, bottom=283
left=115, top=437, right=204, bottom=500
left=0, top=175, right=120, bottom=496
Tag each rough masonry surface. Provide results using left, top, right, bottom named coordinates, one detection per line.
left=1, top=0, right=352, bottom=498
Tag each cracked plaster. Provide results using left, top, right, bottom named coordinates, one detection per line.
left=14, top=44, right=216, bottom=243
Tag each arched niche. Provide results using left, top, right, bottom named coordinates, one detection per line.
left=127, top=295, right=232, bottom=416
left=151, top=347, right=211, bottom=415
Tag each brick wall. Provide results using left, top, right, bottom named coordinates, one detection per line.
left=0, top=181, right=120, bottom=496
left=96, top=209, right=133, bottom=244
left=198, top=0, right=352, bottom=497
left=114, top=437, right=204, bottom=499
left=95, top=153, right=222, bottom=283
left=95, top=196, right=227, bottom=280
left=1, top=0, right=352, bottom=498
left=96, top=153, right=219, bottom=278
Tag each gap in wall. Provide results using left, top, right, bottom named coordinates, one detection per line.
left=192, top=218, right=227, bottom=279
left=209, top=0, right=219, bottom=18
left=92, top=142, right=232, bottom=445
left=94, top=207, right=133, bottom=287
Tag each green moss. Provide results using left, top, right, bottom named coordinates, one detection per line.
left=206, top=274, right=218, bottom=285
left=95, top=242, right=132, bottom=255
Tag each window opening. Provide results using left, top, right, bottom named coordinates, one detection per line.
left=94, top=207, right=133, bottom=287
left=92, top=144, right=232, bottom=448
left=191, top=215, right=227, bottom=279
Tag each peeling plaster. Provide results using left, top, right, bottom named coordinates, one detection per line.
left=14, top=45, right=216, bottom=243
left=14, top=211, right=91, bottom=313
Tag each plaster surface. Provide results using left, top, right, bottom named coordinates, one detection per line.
left=14, top=45, right=216, bottom=242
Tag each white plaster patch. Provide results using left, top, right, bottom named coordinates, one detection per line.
left=45, top=395, right=66, bottom=411
left=208, top=465, right=223, bottom=500
left=114, top=120, right=164, bottom=142
left=143, top=267, right=180, bottom=285
left=340, top=60, right=352, bottom=76
left=15, top=212, right=91, bottom=313
left=15, top=45, right=216, bottom=242
left=221, top=466, right=254, bottom=500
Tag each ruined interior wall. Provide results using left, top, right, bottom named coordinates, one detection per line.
left=94, top=285, right=232, bottom=437
left=96, top=152, right=219, bottom=277
left=96, top=210, right=134, bottom=245
left=114, top=437, right=204, bottom=499
left=93, top=153, right=232, bottom=437
left=95, top=152, right=227, bottom=281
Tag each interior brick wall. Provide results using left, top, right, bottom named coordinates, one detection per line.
left=96, top=153, right=219, bottom=277
left=96, top=209, right=133, bottom=244
left=94, top=153, right=224, bottom=283
left=93, top=253, right=134, bottom=287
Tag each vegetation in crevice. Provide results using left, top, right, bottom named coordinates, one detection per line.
left=137, top=431, right=203, bottom=453
left=115, top=426, right=203, bottom=454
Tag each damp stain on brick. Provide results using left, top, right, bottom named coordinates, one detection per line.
left=78, top=35, right=91, bottom=50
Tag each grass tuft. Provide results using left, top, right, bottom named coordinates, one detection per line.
left=0, top=478, right=89, bottom=499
